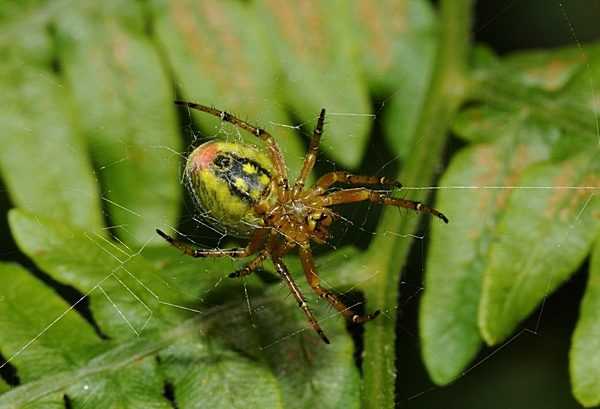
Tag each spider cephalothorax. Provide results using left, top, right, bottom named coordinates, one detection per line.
left=157, top=101, right=448, bottom=344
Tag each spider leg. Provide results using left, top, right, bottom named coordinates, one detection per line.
left=156, top=227, right=270, bottom=258
left=293, top=108, right=326, bottom=197
left=174, top=100, right=290, bottom=201
left=314, top=171, right=402, bottom=192
left=230, top=229, right=279, bottom=278
left=271, top=241, right=330, bottom=344
left=299, top=243, right=380, bottom=324
left=317, top=188, right=449, bottom=223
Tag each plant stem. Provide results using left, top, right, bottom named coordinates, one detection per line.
left=360, top=0, right=472, bottom=407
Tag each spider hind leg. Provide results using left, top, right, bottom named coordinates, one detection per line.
left=229, top=230, right=280, bottom=278
left=299, top=244, right=380, bottom=325
left=272, top=241, right=331, bottom=344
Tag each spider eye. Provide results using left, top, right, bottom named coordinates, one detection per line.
left=213, top=153, right=233, bottom=171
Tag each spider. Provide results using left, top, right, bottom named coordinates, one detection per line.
left=157, top=101, right=448, bottom=344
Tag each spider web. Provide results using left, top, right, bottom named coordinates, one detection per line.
left=0, top=1, right=599, bottom=408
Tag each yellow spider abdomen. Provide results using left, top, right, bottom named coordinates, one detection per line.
left=185, top=139, right=277, bottom=237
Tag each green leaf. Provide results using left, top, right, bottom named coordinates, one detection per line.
left=152, top=0, right=277, bottom=114
left=421, top=35, right=600, bottom=388
left=152, top=0, right=309, bottom=178
left=15, top=0, right=600, bottom=406
left=571, top=237, right=600, bottom=407
left=4, top=209, right=361, bottom=408
left=162, top=286, right=360, bottom=409
left=474, top=43, right=600, bottom=159
left=351, top=0, right=437, bottom=95
left=161, top=337, right=283, bottom=409
left=421, top=109, right=554, bottom=382
left=154, top=0, right=374, bottom=169
left=0, top=30, right=103, bottom=231
left=0, top=263, right=105, bottom=383
left=54, top=0, right=181, bottom=246
left=0, top=307, right=186, bottom=409
left=0, top=381, right=8, bottom=397
left=479, top=154, right=600, bottom=344
left=0, top=262, right=182, bottom=409
left=65, top=357, right=173, bottom=409
left=352, top=0, right=438, bottom=160
left=253, top=0, right=371, bottom=168
left=9, top=209, right=191, bottom=340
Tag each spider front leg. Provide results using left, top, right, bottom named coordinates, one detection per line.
left=292, top=108, right=326, bottom=196
left=299, top=244, right=381, bottom=324
left=314, top=171, right=402, bottom=192
left=318, top=188, right=449, bottom=223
